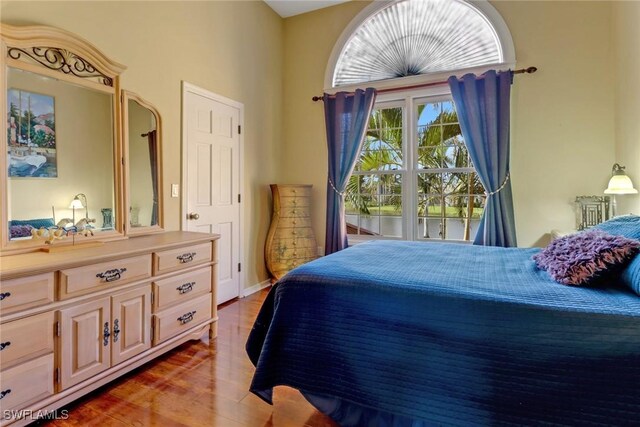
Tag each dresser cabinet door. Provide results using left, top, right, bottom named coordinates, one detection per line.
left=111, top=286, right=151, bottom=366
left=59, top=298, right=111, bottom=390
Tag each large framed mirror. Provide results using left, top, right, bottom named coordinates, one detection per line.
left=122, top=90, right=163, bottom=235
left=0, top=25, right=126, bottom=252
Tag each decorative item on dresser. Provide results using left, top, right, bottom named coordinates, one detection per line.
left=0, top=231, right=219, bottom=426
left=265, top=184, right=318, bottom=282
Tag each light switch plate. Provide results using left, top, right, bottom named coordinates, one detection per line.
left=171, top=184, right=179, bottom=198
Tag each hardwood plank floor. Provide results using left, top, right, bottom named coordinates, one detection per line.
left=43, top=288, right=337, bottom=427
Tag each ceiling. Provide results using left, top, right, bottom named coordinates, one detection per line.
left=264, top=0, right=351, bottom=18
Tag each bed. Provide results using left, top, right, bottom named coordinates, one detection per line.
left=246, top=240, right=640, bottom=426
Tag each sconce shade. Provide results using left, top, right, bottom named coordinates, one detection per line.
left=604, top=164, right=638, bottom=195
left=69, top=197, right=85, bottom=209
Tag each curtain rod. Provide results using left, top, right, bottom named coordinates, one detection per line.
left=311, top=66, right=538, bottom=102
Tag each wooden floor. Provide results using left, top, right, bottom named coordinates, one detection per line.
left=44, top=288, right=337, bottom=427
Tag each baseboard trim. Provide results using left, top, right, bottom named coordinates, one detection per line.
left=242, top=279, right=271, bottom=297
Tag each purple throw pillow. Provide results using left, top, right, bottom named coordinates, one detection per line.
left=533, top=229, right=640, bottom=286
left=9, top=224, right=34, bottom=238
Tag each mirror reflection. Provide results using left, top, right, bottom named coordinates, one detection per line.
left=6, top=67, right=115, bottom=240
left=128, top=99, right=159, bottom=228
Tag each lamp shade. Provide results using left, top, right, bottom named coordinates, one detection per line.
left=69, top=198, right=84, bottom=209
left=604, top=171, right=638, bottom=195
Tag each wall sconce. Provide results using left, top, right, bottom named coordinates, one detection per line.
left=604, top=163, right=637, bottom=216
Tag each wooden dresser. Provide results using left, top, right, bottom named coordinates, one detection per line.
left=0, top=232, right=218, bottom=426
left=265, top=184, right=318, bottom=281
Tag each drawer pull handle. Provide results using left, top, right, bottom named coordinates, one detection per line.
left=177, top=311, right=196, bottom=325
left=113, top=319, right=120, bottom=343
left=0, top=342, right=10, bottom=351
left=0, top=292, right=11, bottom=300
left=176, top=252, right=196, bottom=264
left=0, top=389, right=11, bottom=400
left=96, top=268, right=127, bottom=282
left=176, top=282, right=195, bottom=294
left=103, top=322, right=110, bottom=346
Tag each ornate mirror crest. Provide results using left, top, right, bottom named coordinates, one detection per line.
left=1, top=25, right=125, bottom=82
left=7, top=46, right=114, bottom=86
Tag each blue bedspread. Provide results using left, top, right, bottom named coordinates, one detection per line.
left=247, top=241, right=640, bottom=426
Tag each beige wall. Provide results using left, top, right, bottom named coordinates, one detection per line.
left=8, top=68, right=114, bottom=229
left=282, top=0, right=617, bottom=248
left=1, top=1, right=283, bottom=287
left=613, top=1, right=640, bottom=215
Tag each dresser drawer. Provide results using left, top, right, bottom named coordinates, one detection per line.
left=270, top=237, right=317, bottom=250
left=153, top=243, right=212, bottom=275
left=0, top=312, right=54, bottom=369
left=278, top=196, right=311, bottom=209
left=273, top=227, right=315, bottom=240
left=277, top=207, right=311, bottom=218
left=58, top=255, right=152, bottom=300
left=153, top=293, right=211, bottom=344
left=0, top=273, right=54, bottom=315
left=273, top=246, right=318, bottom=260
left=0, top=354, right=54, bottom=415
left=276, top=186, right=312, bottom=198
left=275, top=217, right=311, bottom=229
left=153, top=267, right=212, bottom=312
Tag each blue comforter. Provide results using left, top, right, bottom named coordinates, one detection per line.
left=247, top=241, right=640, bottom=426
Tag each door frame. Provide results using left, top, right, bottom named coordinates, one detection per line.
left=181, top=81, right=245, bottom=301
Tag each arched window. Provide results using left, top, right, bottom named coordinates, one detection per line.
left=337, top=0, right=515, bottom=243
left=328, top=0, right=515, bottom=88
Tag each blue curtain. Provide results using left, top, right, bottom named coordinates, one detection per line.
left=147, top=130, right=159, bottom=226
left=448, top=70, right=517, bottom=247
left=324, top=88, right=377, bottom=255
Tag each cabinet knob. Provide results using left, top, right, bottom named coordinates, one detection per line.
left=113, top=319, right=120, bottom=343
left=187, top=212, right=200, bottom=220
left=0, top=292, right=11, bottom=301
left=0, top=389, right=11, bottom=400
left=0, top=342, right=10, bottom=351
left=103, top=322, right=110, bottom=346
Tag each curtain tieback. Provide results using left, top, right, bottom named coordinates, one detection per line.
left=328, top=178, right=346, bottom=197
left=485, top=172, right=510, bottom=197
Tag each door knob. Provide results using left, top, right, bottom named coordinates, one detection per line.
left=187, top=212, right=200, bottom=220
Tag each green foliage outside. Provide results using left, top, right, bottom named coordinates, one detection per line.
left=346, top=103, right=486, bottom=237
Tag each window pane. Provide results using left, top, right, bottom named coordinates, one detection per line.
left=418, top=125, right=441, bottom=148
left=381, top=216, right=403, bottom=237
left=379, top=195, right=402, bottom=216
left=442, top=124, right=462, bottom=143
left=368, top=109, right=382, bottom=129
left=361, top=107, right=404, bottom=172
left=380, top=173, right=402, bottom=194
left=441, top=101, right=457, bottom=123
left=416, top=217, right=443, bottom=239
left=417, top=102, right=440, bottom=127
left=445, top=218, right=465, bottom=240
left=359, top=216, right=380, bottom=235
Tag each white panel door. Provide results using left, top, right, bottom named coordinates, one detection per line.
left=184, top=88, right=241, bottom=304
